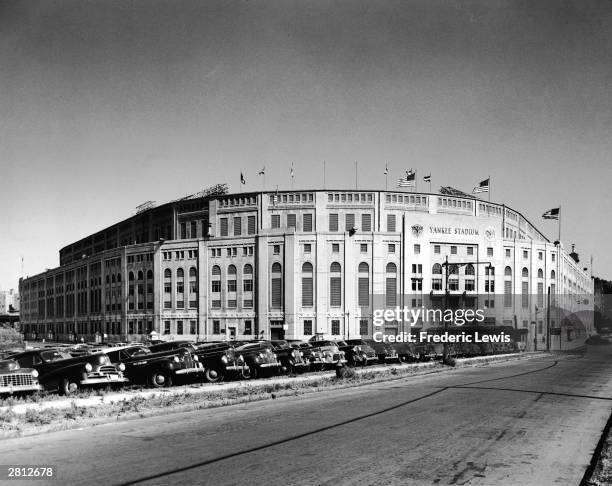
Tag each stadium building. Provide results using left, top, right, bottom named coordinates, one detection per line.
left=19, top=186, right=594, bottom=350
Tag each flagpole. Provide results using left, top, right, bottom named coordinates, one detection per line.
left=415, top=170, right=418, bottom=193
left=355, top=160, right=358, bottom=190
left=558, top=205, right=561, bottom=242
left=323, top=160, right=326, bottom=189
left=488, top=175, right=491, bottom=202
left=385, top=170, right=388, bottom=191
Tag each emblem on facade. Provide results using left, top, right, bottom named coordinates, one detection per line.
left=411, top=224, right=424, bottom=237
left=485, top=226, right=495, bottom=241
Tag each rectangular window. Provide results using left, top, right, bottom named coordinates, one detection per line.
left=506, top=249, right=511, bottom=258
left=243, top=279, right=253, bottom=292
left=345, top=213, right=355, bottom=231
left=331, top=320, right=340, bottom=335
left=386, top=278, right=397, bottom=306
left=411, top=278, right=422, bottom=291
left=273, top=244, right=280, bottom=254
left=538, top=251, right=543, bottom=260
left=227, top=299, right=237, bottom=308
left=227, top=280, right=237, bottom=292
left=244, top=320, right=252, bottom=335
left=176, top=300, right=184, bottom=309
left=487, top=247, right=493, bottom=257
left=330, top=277, right=341, bottom=307
left=414, top=244, right=420, bottom=254
left=434, top=245, right=441, bottom=254
left=302, top=277, right=313, bottom=307
left=271, top=214, right=280, bottom=229
left=359, top=319, right=368, bottom=336
left=467, top=247, right=473, bottom=256
left=190, top=221, right=196, bottom=239
left=361, top=214, right=372, bottom=232
left=358, top=277, right=369, bottom=307
left=388, top=244, right=395, bottom=253
left=180, top=222, right=187, bottom=239
left=432, top=279, right=442, bottom=291
left=211, top=281, right=221, bottom=293
left=234, top=217, right=242, bottom=236
left=360, top=243, right=367, bottom=253
left=211, top=299, right=221, bottom=309
left=332, top=243, right=340, bottom=253
left=329, top=213, right=339, bottom=232
left=190, top=320, right=197, bottom=334
left=303, top=320, right=313, bottom=335
left=164, top=321, right=171, bottom=335
left=451, top=246, right=457, bottom=255
left=243, top=299, right=253, bottom=308
left=552, top=254, right=556, bottom=262
left=177, top=321, right=184, bottom=335
left=213, top=320, right=220, bottom=334
left=387, top=214, right=396, bottom=232
left=248, top=215, right=256, bottom=234
left=523, top=250, right=528, bottom=259
left=304, top=244, right=311, bottom=253
left=271, top=278, right=282, bottom=308
left=220, top=218, right=228, bottom=237
left=465, top=279, right=475, bottom=291
left=303, top=214, right=313, bottom=232
left=504, top=280, right=512, bottom=308
left=287, top=214, right=297, bottom=228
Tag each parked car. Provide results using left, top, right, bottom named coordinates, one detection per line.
left=352, top=339, right=400, bottom=363
left=0, top=359, right=42, bottom=396
left=233, top=342, right=281, bottom=379
left=308, top=341, right=347, bottom=370
left=289, top=342, right=325, bottom=369
left=8, top=348, right=128, bottom=395
left=103, top=345, right=202, bottom=388
left=268, top=340, right=310, bottom=374
left=340, top=339, right=379, bottom=366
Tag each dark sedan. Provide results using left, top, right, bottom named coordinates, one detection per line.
left=0, top=359, right=42, bottom=395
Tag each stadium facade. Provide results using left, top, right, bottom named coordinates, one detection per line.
left=19, top=188, right=594, bottom=350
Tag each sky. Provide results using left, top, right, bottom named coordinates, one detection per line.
left=1, top=0, right=611, bottom=290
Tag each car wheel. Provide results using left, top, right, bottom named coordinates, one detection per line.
left=61, top=378, right=79, bottom=396
left=150, top=371, right=172, bottom=388
left=205, top=368, right=224, bottom=383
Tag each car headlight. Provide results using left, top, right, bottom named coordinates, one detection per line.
left=238, top=355, right=244, bottom=362
left=31, top=369, right=39, bottom=378
left=193, top=355, right=199, bottom=361
left=118, top=363, right=126, bottom=372
left=173, top=356, right=180, bottom=363
left=85, top=362, right=93, bottom=372
left=258, top=352, right=264, bottom=359
left=221, top=355, right=228, bottom=363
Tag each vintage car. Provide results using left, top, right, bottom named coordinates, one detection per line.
left=233, top=342, right=281, bottom=379
left=268, top=340, right=310, bottom=374
left=104, top=345, right=202, bottom=388
left=289, top=342, right=325, bottom=369
left=8, top=348, right=128, bottom=395
left=339, top=339, right=379, bottom=366
left=149, top=340, right=246, bottom=383
left=308, top=340, right=347, bottom=370
left=350, top=339, right=399, bottom=363
left=0, top=359, right=42, bottom=395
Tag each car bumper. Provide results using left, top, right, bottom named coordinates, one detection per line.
left=175, top=367, right=205, bottom=375
left=0, top=384, right=42, bottom=394
left=81, top=374, right=129, bottom=385
left=257, top=362, right=281, bottom=368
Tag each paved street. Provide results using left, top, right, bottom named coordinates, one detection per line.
left=2, top=346, right=611, bottom=486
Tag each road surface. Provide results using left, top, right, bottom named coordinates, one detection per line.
left=2, top=346, right=611, bottom=486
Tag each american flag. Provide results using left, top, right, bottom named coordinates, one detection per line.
left=397, top=170, right=415, bottom=187
left=473, top=178, right=490, bottom=193
left=240, top=172, right=246, bottom=185
left=542, top=207, right=560, bottom=220
left=423, top=174, right=431, bottom=183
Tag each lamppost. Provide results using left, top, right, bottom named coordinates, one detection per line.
left=440, top=257, right=493, bottom=363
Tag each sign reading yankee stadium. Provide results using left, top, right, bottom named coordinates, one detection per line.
left=428, top=226, right=480, bottom=236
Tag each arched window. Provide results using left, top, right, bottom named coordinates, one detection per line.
left=302, top=262, right=313, bottom=307
left=465, top=264, right=475, bottom=276
left=163, top=269, right=172, bottom=302
left=176, top=268, right=184, bottom=295
left=504, top=266, right=512, bottom=308
left=189, top=267, right=197, bottom=278
left=137, top=270, right=144, bottom=281
left=386, top=262, right=397, bottom=307
left=243, top=264, right=254, bottom=296
left=244, top=264, right=253, bottom=275
left=189, top=267, right=198, bottom=308
left=212, top=265, right=221, bottom=277
left=117, top=273, right=121, bottom=283
left=147, top=270, right=153, bottom=280
left=358, top=262, right=369, bottom=307
left=522, top=267, right=529, bottom=278
left=164, top=268, right=172, bottom=279
left=551, top=270, right=556, bottom=279
left=432, top=263, right=442, bottom=275
left=211, top=265, right=221, bottom=294
left=329, top=262, right=342, bottom=307
left=537, top=269, right=543, bottom=279
left=227, top=265, right=237, bottom=293
left=521, top=268, right=529, bottom=309
left=504, top=266, right=512, bottom=277
left=271, top=263, right=282, bottom=308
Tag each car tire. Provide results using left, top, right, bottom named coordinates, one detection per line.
left=60, top=378, right=79, bottom=396
left=204, top=368, right=224, bottom=383
left=150, top=371, right=172, bottom=388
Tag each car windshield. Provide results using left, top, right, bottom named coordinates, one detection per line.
left=127, top=347, right=151, bottom=357
left=40, top=350, right=73, bottom=362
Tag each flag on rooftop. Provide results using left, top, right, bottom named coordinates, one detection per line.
left=240, top=172, right=246, bottom=185
left=258, top=167, right=265, bottom=175
left=542, top=207, right=560, bottom=220
left=397, top=170, right=416, bottom=187
left=423, top=174, right=431, bottom=183
left=472, top=178, right=490, bottom=193
left=384, top=164, right=388, bottom=175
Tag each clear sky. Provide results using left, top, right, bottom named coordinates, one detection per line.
left=2, top=0, right=611, bottom=290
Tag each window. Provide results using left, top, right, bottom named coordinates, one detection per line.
left=359, top=319, right=368, bottom=336
left=432, top=263, right=442, bottom=275
left=243, top=264, right=253, bottom=292
left=180, top=222, right=187, bottom=239
left=387, top=215, right=396, bottom=232
left=271, top=214, right=280, bottom=229
left=287, top=214, right=296, bottom=228
left=360, top=244, right=368, bottom=253
left=552, top=253, right=556, bottom=262
left=273, top=245, right=280, bottom=254
left=467, top=247, right=473, bottom=256
left=190, top=221, right=196, bottom=238
left=244, top=320, right=252, bottom=335
left=176, top=268, right=184, bottom=295
left=385, top=263, right=397, bottom=307
left=177, top=321, right=184, bottom=335
left=414, top=244, right=420, bottom=254
left=233, top=217, right=242, bottom=236
left=271, top=262, right=282, bottom=309
left=538, top=251, right=543, bottom=260
left=361, top=214, right=371, bottom=232
left=227, top=265, right=237, bottom=292
left=451, top=246, right=457, bottom=255
left=332, top=243, right=340, bottom=253
left=220, top=218, right=228, bottom=237
left=247, top=215, right=256, bottom=235
left=329, top=213, right=339, bottom=232
left=487, top=247, right=493, bottom=257
left=411, top=278, right=422, bottom=291
left=506, top=249, right=511, bottom=258
left=388, top=244, right=395, bottom=253
left=331, top=320, right=340, bottom=336
left=523, top=250, right=528, bottom=259
left=434, top=245, right=441, bottom=254
left=164, top=321, right=171, bottom=335
left=465, top=279, right=475, bottom=291
left=213, top=320, right=221, bottom=334
left=304, top=244, right=311, bottom=253
left=303, top=214, right=313, bottom=232
left=330, top=262, right=342, bottom=307
left=303, top=320, right=313, bottom=336
left=358, top=262, right=369, bottom=307
left=302, top=262, right=314, bottom=307
left=432, top=278, right=442, bottom=291
left=345, top=213, right=355, bottom=231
